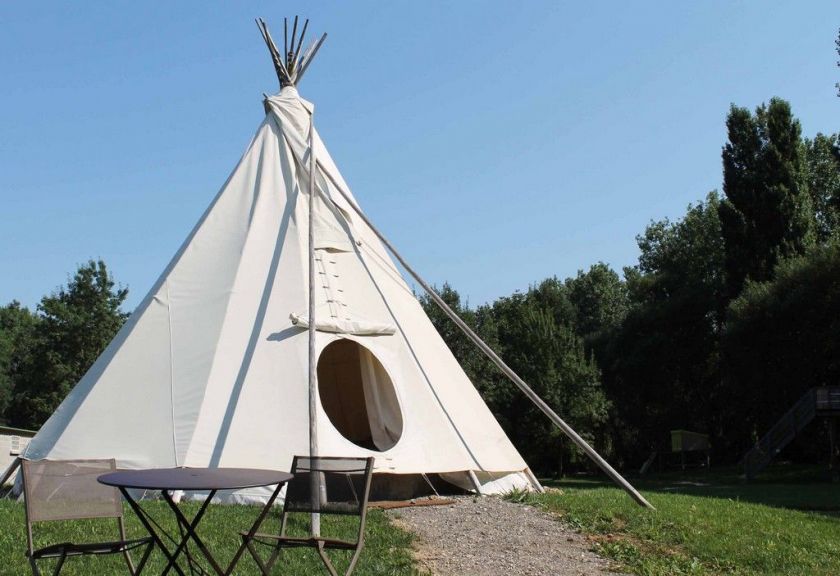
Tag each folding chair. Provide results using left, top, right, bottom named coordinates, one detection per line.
left=21, top=459, right=153, bottom=576
left=243, top=456, right=375, bottom=576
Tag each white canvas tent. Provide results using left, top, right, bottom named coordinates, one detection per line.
left=21, top=23, right=538, bottom=502
left=21, top=19, right=651, bottom=509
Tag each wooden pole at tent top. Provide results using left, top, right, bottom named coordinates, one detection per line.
left=314, top=162, right=655, bottom=511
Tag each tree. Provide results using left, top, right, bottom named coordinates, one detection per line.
left=491, top=288, right=609, bottom=474
left=523, top=277, right=577, bottom=327
left=722, top=241, right=840, bottom=454
left=0, top=302, right=38, bottom=425
left=9, top=260, right=128, bottom=429
left=598, top=194, right=725, bottom=462
left=565, top=263, right=628, bottom=341
left=634, top=192, right=727, bottom=320
left=419, top=281, right=610, bottom=476
left=806, top=133, right=840, bottom=241
left=719, top=99, right=815, bottom=297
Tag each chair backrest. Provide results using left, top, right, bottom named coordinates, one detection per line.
left=22, top=459, right=123, bottom=523
left=284, top=456, right=374, bottom=516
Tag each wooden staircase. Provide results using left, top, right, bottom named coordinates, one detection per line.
left=743, top=387, right=840, bottom=479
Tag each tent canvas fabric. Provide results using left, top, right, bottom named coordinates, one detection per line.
left=23, top=86, right=533, bottom=501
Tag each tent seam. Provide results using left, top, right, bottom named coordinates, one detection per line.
left=166, top=281, right=178, bottom=466
left=183, top=118, right=278, bottom=466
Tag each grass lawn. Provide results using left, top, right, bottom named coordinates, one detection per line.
left=4, top=465, right=838, bottom=575
left=0, top=499, right=420, bottom=575
left=518, top=465, right=840, bottom=576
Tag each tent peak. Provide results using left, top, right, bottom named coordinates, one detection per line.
left=256, top=17, right=327, bottom=89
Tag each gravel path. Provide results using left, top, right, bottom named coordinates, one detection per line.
left=388, top=496, right=623, bottom=576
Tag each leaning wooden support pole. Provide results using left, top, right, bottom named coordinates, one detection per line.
left=296, top=34, right=328, bottom=85
left=0, top=457, right=22, bottom=496
left=524, top=468, right=546, bottom=493
left=316, top=163, right=654, bottom=510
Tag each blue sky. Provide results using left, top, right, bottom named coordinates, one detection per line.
left=1, top=2, right=838, bottom=311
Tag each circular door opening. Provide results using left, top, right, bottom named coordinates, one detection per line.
left=317, top=339, right=403, bottom=451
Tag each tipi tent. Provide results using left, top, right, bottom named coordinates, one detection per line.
left=22, top=19, right=650, bottom=508
left=22, top=20, right=536, bottom=501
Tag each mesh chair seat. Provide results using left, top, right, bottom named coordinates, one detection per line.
left=28, top=537, right=153, bottom=560
left=242, top=456, right=375, bottom=576
left=21, top=459, right=154, bottom=576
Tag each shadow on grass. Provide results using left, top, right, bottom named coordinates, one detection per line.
left=0, top=501, right=420, bottom=575
left=544, top=464, right=840, bottom=516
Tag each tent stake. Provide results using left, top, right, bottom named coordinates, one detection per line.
left=314, top=162, right=654, bottom=510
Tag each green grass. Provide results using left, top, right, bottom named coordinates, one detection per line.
left=6, top=465, right=839, bottom=575
left=514, top=465, right=840, bottom=576
left=0, top=500, right=421, bottom=575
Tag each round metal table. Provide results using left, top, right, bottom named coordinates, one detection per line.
left=99, top=467, right=293, bottom=576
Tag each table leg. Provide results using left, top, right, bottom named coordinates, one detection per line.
left=225, top=482, right=285, bottom=575
left=173, top=511, right=202, bottom=576
left=162, top=490, right=224, bottom=575
left=119, top=487, right=188, bottom=576
left=122, top=482, right=287, bottom=576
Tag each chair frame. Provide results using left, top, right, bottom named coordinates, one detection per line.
left=243, top=456, right=375, bottom=576
left=21, top=459, right=153, bottom=576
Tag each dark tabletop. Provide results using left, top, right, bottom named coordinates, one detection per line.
left=98, top=467, right=293, bottom=491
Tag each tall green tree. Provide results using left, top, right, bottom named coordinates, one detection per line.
left=564, top=263, right=628, bottom=341
left=722, top=241, right=840, bottom=453
left=718, top=98, right=815, bottom=297
left=563, top=263, right=629, bottom=396
left=0, top=302, right=38, bottom=425
left=525, top=278, right=577, bottom=330
left=634, top=192, right=727, bottom=321
left=491, top=285, right=609, bottom=474
left=9, top=260, right=128, bottom=429
left=419, top=281, right=609, bottom=475
left=806, top=133, right=840, bottom=241
left=599, top=194, right=725, bottom=461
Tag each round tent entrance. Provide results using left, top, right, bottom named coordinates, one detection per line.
left=317, top=339, right=403, bottom=451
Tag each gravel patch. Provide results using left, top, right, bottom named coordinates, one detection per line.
left=388, top=496, right=623, bottom=576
